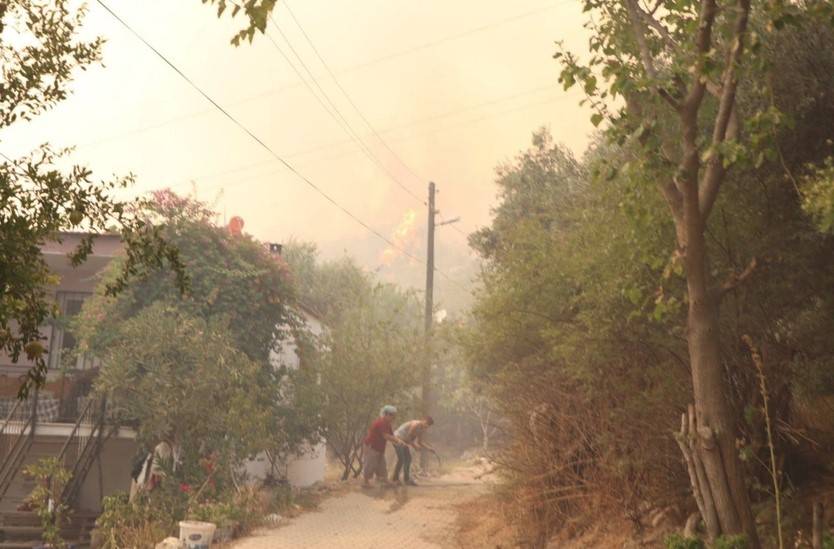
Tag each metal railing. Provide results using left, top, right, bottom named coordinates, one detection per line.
left=61, top=396, right=112, bottom=507
left=0, top=389, right=39, bottom=501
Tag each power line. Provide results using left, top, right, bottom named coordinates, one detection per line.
left=276, top=4, right=473, bottom=239
left=124, top=86, right=561, bottom=202
left=94, top=0, right=466, bottom=289
left=158, top=89, right=564, bottom=203
left=78, top=79, right=555, bottom=160
left=333, top=1, right=571, bottom=76
left=76, top=2, right=570, bottom=150
left=276, top=4, right=526, bottom=241
left=283, top=2, right=425, bottom=185
left=265, top=15, right=425, bottom=204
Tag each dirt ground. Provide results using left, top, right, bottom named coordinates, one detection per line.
left=231, top=461, right=498, bottom=548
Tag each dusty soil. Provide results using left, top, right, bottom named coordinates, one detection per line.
left=231, top=461, right=495, bottom=548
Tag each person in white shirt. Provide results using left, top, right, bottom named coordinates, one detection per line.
left=391, top=416, right=435, bottom=486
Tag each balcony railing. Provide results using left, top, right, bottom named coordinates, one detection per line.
left=0, top=368, right=99, bottom=424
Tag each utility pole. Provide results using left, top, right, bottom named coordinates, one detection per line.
left=420, top=182, right=460, bottom=471
left=421, top=182, right=436, bottom=471
left=423, top=182, right=436, bottom=413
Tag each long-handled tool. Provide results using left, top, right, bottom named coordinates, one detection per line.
left=428, top=448, right=442, bottom=470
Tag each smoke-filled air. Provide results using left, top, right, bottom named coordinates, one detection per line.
left=2, top=1, right=834, bottom=548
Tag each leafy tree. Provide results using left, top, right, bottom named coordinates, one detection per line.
left=556, top=1, right=834, bottom=543
left=467, top=130, right=691, bottom=543
left=467, top=61, right=834, bottom=538
left=93, top=304, right=273, bottom=462
left=80, top=191, right=295, bottom=364
left=283, top=243, right=422, bottom=480
left=78, top=192, right=321, bottom=478
left=0, top=0, right=185, bottom=396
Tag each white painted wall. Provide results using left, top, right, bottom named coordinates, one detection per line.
left=244, top=309, right=327, bottom=487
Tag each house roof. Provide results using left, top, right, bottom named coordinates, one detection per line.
left=296, top=301, right=325, bottom=324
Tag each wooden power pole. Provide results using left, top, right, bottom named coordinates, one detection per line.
left=420, top=182, right=459, bottom=471
left=421, top=182, right=436, bottom=470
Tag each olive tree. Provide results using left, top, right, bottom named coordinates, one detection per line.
left=557, top=0, right=833, bottom=544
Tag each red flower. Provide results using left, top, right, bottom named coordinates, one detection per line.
left=179, top=483, right=192, bottom=493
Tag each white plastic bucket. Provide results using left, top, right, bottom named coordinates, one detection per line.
left=179, top=521, right=217, bottom=549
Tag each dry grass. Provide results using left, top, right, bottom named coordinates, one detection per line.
left=453, top=493, right=518, bottom=549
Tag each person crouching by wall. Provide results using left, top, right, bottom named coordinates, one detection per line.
left=362, top=405, right=407, bottom=488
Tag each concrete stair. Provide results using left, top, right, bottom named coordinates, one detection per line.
left=0, top=511, right=95, bottom=549
left=0, top=439, right=67, bottom=514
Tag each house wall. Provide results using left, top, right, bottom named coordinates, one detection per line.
left=0, top=233, right=119, bottom=379
left=244, top=310, right=327, bottom=488
left=0, top=433, right=135, bottom=514
left=77, top=437, right=138, bottom=513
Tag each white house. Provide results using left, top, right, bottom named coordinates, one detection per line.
left=0, top=232, right=327, bottom=528
left=243, top=305, right=327, bottom=487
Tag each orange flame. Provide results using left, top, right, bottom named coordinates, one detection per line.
left=381, top=209, right=419, bottom=265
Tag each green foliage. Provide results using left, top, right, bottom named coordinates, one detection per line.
left=430, top=322, right=487, bottom=449
left=714, top=534, right=749, bottom=549
left=802, top=156, right=834, bottom=233
left=465, top=130, right=690, bottom=543
left=283, top=242, right=422, bottom=479
left=92, top=304, right=273, bottom=457
left=466, top=21, right=834, bottom=536
left=96, top=492, right=179, bottom=549
left=188, top=486, right=265, bottom=534
left=81, top=191, right=294, bottom=365
left=664, top=534, right=705, bottom=549
left=23, top=457, right=72, bottom=549
left=201, top=0, right=278, bottom=45
left=317, top=283, right=421, bottom=478
left=96, top=466, right=266, bottom=545
left=0, top=0, right=186, bottom=397
left=79, top=193, right=321, bottom=480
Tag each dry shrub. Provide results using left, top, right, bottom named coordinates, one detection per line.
left=490, top=359, right=689, bottom=546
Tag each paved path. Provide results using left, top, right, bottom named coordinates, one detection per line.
left=232, top=466, right=488, bottom=549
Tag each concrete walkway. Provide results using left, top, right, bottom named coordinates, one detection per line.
left=232, top=466, right=488, bottom=549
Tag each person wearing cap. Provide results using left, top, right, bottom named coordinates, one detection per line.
left=362, top=405, right=406, bottom=487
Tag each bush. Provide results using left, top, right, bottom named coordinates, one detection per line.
left=664, top=534, right=705, bottom=549
left=23, top=458, right=72, bottom=549
left=189, top=486, right=267, bottom=536
left=714, top=534, right=748, bottom=549
left=95, top=493, right=174, bottom=549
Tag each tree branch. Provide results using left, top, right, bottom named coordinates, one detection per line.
left=637, top=0, right=680, bottom=51
left=678, top=0, right=719, bottom=219
left=625, top=0, right=681, bottom=109
left=659, top=180, right=685, bottom=227
left=720, top=257, right=757, bottom=296
left=632, top=0, right=739, bottom=127
left=699, top=0, right=752, bottom=220
left=683, top=0, right=718, bottom=115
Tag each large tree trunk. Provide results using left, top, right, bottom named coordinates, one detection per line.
left=620, top=0, right=756, bottom=542
left=679, top=222, right=759, bottom=546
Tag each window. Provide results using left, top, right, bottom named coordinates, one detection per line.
left=48, top=292, right=91, bottom=370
